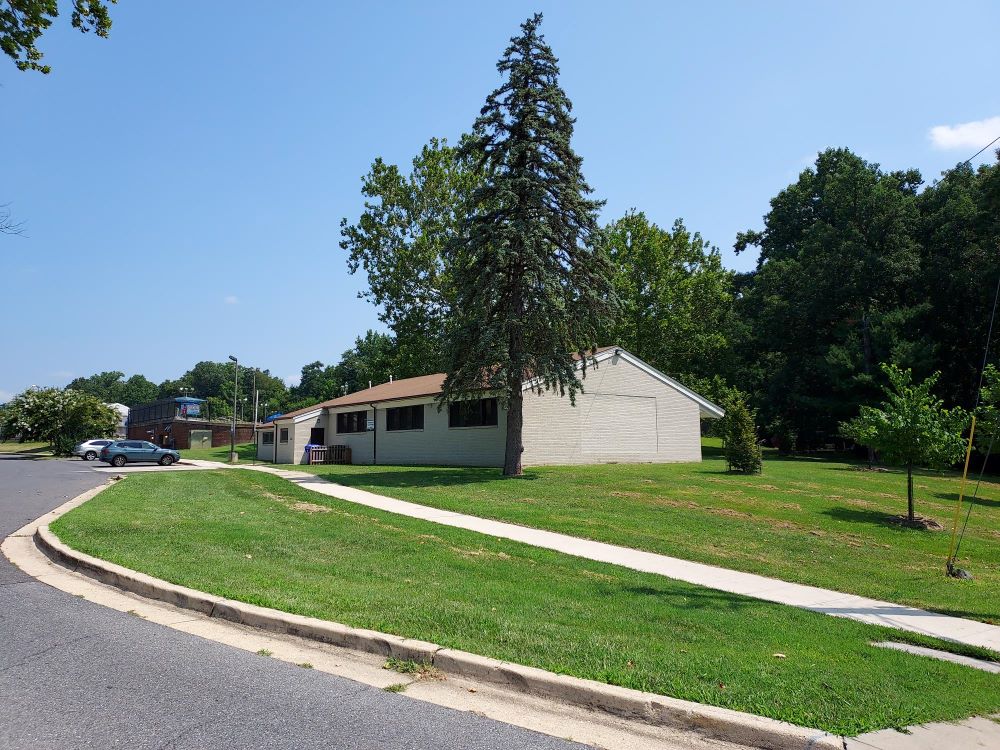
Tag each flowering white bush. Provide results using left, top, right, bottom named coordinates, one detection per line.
left=0, top=387, right=119, bottom=454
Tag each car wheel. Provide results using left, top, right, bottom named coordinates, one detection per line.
left=111, top=455, right=127, bottom=467
left=84, top=451, right=97, bottom=461
left=159, top=455, right=175, bottom=466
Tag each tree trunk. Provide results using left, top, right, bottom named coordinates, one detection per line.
left=503, top=386, right=523, bottom=477
left=906, top=462, right=914, bottom=521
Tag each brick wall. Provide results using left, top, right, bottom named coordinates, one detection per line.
left=127, top=420, right=255, bottom=449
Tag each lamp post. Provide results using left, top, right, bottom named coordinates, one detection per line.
left=228, top=355, right=238, bottom=462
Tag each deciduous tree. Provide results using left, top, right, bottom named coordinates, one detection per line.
left=736, top=148, right=924, bottom=447
left=341, top=138, right=483, bottom=377
left=602, top=211, right=734, bottom=383
left=841, top=363, right=968, bottom=523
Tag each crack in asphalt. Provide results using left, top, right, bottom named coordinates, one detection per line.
left=0, top=633, right=99, bottom=675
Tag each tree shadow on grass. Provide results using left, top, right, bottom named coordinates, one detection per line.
left=617, top=584, right=758, bottom=611
left=933, top=491, right=1000, bottom=509
left=822, top=505, right=911, bottom=527
left=309, top=466, right=533, bottom=489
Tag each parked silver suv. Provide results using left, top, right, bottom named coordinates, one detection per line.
left=72, top=439, right=115, bottom=461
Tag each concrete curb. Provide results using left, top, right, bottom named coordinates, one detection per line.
left=33, top=485, right=843, bottom=750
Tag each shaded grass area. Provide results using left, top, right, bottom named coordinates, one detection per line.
left=51, top=469, right=1000, bottom=735
left=292, top=449, right=1000, bottom=624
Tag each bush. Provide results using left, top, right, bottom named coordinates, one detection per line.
left=0, top=387, right=119, bottom=454
left=724, top=393, right=762, bottom=474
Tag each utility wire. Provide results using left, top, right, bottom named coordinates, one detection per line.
left=940, top=135, right=1000, bottom=571
left=951, top=265, right=1000, bottom=565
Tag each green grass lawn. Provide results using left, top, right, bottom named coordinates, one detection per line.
left=180, top=442, right=258, bottom=463
left=51, top=469, right=1000, bottom=735
left=289, top=443, right=1000, bottom=624
left=0, top=440, right=53, bottom=455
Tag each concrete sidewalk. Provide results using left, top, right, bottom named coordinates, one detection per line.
left=193, top=461, right=1000, bottom=652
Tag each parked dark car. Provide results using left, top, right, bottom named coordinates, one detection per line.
left=99, top=440, right=180, bottom=467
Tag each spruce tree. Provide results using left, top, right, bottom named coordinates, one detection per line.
left=441, top=13, right=616, bottom=476
left=724, top=393, right=763, bottom=475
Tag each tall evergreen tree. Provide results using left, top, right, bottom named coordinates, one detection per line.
left=441, top=13, right=616, bottom=476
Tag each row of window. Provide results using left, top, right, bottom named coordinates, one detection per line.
left=261, top=429, right=288, bottom=445
left=334, top=398, right=499, bottom=433
left=262, top=399, right=499, bottom=447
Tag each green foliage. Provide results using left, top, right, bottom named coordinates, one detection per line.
left=601, top=211, right=734, bottom=384
left=341, top=137, right=483, bottom=377
left=156, top=361, right=288, bottom=418
left=67, top=371, right=158, bottom=407
left=1, top=0, right=115, bottom=73
left=841, top=363, right=968, bottom=520
left=722, top=392, right=762, bottom=474
left=914, top=162, right=1000, bottom=407
left=736, top=148, right=924, bottom=447
left=441, top=14, right=617, bottom=475
left=976, top=364, right=1000, bottom=453
left=0, top=387, right=118, bottom=453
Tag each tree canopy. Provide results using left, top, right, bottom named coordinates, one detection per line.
left=602, top=211, right=733, bottom=384
left=341, top=137, right=483, bottom=377
left=1, top=0, right=115, bottom=73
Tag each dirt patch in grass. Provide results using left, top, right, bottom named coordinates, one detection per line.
left=291, top=501, right=331, bottom=514
left=889, top=515, right=944, bottom=531
left=651, top=497, right=701, bottom=509
left=707, top=507, right=753, bottom=520
left=611, top=490, right=643, bottom=499
left=449, top=546, right=513, bottom=562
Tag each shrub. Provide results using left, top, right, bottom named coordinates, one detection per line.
left=723, top=392, right=762, bottom=474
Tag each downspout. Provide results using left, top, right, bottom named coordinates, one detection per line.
left=370, top=403, right=377, bottom=466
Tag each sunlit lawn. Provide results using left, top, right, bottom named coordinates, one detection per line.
left=52, top=469, right=1000, bottom=735
left=292, top=441, right=1000, bottom=624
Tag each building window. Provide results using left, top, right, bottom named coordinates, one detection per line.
left=309, top=427, right=325, bottom=445
left=449, top=398, right=498, bottom=428
left=262, top=432, right=274, bottom=445
left=336, top=410, right=368, bottom=434
left=386, top=404, right=424, bottom=431
left=279, top=428, right=289, bottom=443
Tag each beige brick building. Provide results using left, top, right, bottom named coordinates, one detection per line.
left=255, top=347, right=723, bottom=467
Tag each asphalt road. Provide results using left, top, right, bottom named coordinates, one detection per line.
left=0, top=456, right=586, bottom=750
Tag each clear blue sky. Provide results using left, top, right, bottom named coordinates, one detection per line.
left=3, top=0, right=998, bottom=400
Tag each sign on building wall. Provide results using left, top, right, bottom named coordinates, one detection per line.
left=180, top=403, right=201, bottom=417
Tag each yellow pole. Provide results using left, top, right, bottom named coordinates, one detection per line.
left=947, top=415, right=977, bottom=565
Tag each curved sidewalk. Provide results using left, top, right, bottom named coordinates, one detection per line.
left=197, top=461, right=1000, bottom=652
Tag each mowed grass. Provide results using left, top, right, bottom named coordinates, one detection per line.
left=180, top=442, right=257, bottom=463
left=0, top=440, right=53, bottom=455
left=51, top=469, right=1000, bottom=735
left=292, top=443, right=1000, bottom=624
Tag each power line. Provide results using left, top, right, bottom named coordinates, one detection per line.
left=960, top=134, right=1000, bottom=166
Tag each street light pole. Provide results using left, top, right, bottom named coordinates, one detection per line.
left=228, top=355, right=238, bottom=462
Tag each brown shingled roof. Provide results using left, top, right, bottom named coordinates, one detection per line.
left=271, top=346, right=618, bottom=422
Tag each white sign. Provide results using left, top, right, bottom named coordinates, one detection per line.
left=367, top=419, right=375, bottom=431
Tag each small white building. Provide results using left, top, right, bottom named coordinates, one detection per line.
left=105, top=402, right=129, bottom=438
left=255, top=346, right=723, bottom=467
